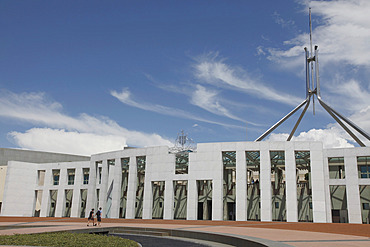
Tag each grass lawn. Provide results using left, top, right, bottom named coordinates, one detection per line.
left=0, top=232, right=138, bottom=247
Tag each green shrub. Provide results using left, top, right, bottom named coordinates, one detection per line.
left=0, top=232, right=138, bottom=247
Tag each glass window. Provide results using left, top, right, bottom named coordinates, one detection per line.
left=52, top=169, right=60, bottom=185
left=328, top=157, right=345, bottom=179
left=98, top=167, right=102, bottom=184
left=357, top=156, right=370, bottom=179
left=67, top=169, right=75, bottom=185
left=175, top=151, right=190, bottom=174
left=37, top=170, right=45, bottom=186
left=83, top=168, right=89, bottom=184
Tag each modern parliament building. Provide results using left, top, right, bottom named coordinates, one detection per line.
left=1, top=13, right=370, bottom=224
left=1, top=140, right=370, bottom=224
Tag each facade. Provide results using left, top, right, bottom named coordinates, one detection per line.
left=0, top=148, right=89, bottom=213
left=1, top=142, right=370, bottom=224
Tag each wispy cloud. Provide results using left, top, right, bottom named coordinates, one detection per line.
left=0, top=90, right=173, bottom=155
left=111, top=88, right=247, bottom=129
left=273, top=11, right=296, bottom=29
left=189, top=85, right=245, bottom=122
left=266, top=0, right=370, bottom=67
left=193, top=52, right=303, bottom=106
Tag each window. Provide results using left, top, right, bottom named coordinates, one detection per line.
left=37, top=170, right=45, bottom=186
left=362, top=203, right=370, bottom=210
left=52, top=169, right=60, bottom=185
left=83, top=168, right=89, bottom=184
left=175, top=152, right=190, bottom=174
left=358, top=156, right=370, bottom=178
left=98, top=167, right=102, bottom=184
left=328, top=157, right=345, bottom=179
left=67, top=169, right=75, bottom=185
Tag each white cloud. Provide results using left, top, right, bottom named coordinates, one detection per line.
left=267, top=128, right=354, bottom=148
left=267, top=0, right=370, bottom=67
left=326, top=78, right=370, bottom=112
left=9, top=128, right=127, bottom=156
left=111, top=88, right=246, bottom=129
left=265, top=102, right=370, bottom=148
left=0, top=90, right=173, bottom=155
left=190, top=85, right=245, bottom=122
left=193, top=52, right=302, bottom=106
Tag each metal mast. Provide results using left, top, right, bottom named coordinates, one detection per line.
left=255, top=8, right=370, bottom=147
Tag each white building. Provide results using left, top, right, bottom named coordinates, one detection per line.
left=1, top=141, right=370, bottom=224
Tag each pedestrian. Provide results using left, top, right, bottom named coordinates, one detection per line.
left=96, top=207, right=102, bottom=227
left=87, top=208, right=94, bottom=226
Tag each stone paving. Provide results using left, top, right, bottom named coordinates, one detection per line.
left=1, top=217, right=370, bottom=246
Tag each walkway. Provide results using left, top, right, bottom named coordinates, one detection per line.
left=1, top=217, right=370, bottom=246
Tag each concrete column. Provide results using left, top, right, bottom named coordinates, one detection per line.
left=86, top=161, right=97, bottom=216
left=345, top=155, right=362, bottom=223
left=70, top=188, right=80, bottom=218
left=55, top=188, right=65, bottom=217
left=285, top=146, right=298, bottom=222
left=104, top=160, right=115, bottom=218
left=99, top=160, right=108, bottom=212
left=40, top=169, right=52, bottom=217
left=260, top=145, right=272, bottom=221
left=70, top=168, right=82, bottom=218
left=126, top=156, right=137, bottom=219
left=236, top=150, right=247, bottom=221
left=310, top=143, right=328, bottom=223
left=212, top=178, right=223, bottom=220
left=187, top=179, right=197, bottom=220
left=110, top=158, right=122, bottom=219
left=213, top=152, right=223, bottom=221
left=164, top=179, right=174, bottom=220
left=142, top=166, right=152, bottom=219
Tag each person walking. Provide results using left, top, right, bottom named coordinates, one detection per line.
left=87, top=208, right=95, bottom=226
left=96, top=207, right=102, bottom=227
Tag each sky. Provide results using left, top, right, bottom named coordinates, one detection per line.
left=1, top=0, right=370, bottom=156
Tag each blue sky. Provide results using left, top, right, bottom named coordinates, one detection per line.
left=1, top=0, right=370, bottom=155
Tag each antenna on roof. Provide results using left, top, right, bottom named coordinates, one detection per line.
left=169, top=130, right=196, bottom=153
left=255, top=8, right=370, bottom=147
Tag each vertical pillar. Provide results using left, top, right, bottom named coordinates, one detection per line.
left=70, top=168, right=82, bottom=218
left=187, top=179, right=197, bottom=220
left=99, top=160, right=108, bottom=214
left=86, top=160, right=97, bottom=216
left=126, top=156, right=137, bottom=219
left=142, top=167, right=152, bottom=219
left=310, top=143, right=328, bottom=223
left=55, top=188, right=65, bottom=217
left=285, top=145, right=298, bottom=222
left=260, top=145, right=272, bottom=221
left=40, top=169, right=52, bottom=217
left=164, top=179, right=174, bottom=220
left=110, top=158, right=122, bottom=219
left=212, top=151, right=223, bottom=221
left=55, top=168, right=66, bottom=217
left=345, top=155, right=362, bottom=223
left=236, top=150, right=247, bottom=221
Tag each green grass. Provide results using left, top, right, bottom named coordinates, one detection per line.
left=0, top=232, right=138, bottom=247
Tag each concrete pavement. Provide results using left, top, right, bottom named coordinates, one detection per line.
left=1, top=217, right=370, bottom=246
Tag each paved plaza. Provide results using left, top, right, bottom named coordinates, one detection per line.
left=1, top=217, right=370, bottom=246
